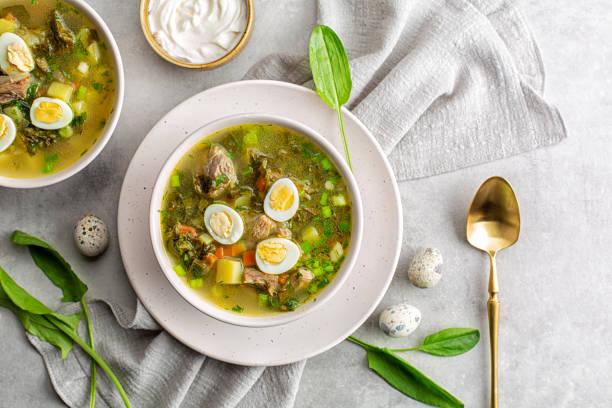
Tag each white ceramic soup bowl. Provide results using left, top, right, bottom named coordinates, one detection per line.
left=0, top=0, right=124, bottom=188
left=150, top=113, right=363, bottom=327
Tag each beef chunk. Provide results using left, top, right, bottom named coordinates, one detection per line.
left=0, top=73, right=30, bottom=103
left=194, top=145, right=237, bottom=197
left=251, top=214, right=275, bottom=241
left=243, top=267, right=279, bottom=296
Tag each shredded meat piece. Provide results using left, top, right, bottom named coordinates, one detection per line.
left=0, top=73, right=30, bottom=103
left=276, top=227, right=292, bottom=239
left=251, top=214, right=275, bottom=241
left=243, top=267, right=279, bottom=296
left=290, top=267, right=314, bottom=292
left=194, top=145, right=237, bottom=197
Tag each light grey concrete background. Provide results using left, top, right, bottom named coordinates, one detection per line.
left=1, top=0, right=611, bottom=407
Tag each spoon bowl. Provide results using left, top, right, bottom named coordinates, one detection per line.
left=466, top=176, right=520, bottom=408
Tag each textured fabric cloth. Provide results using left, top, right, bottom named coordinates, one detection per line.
left=31, top=0, right=565, bottom=407
left=28, top=300, right=305, bottom=408
left=245, top=0, right=566, bottom=180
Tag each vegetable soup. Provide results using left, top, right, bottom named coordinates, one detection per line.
left=0, top=0, right=115, bottom=178
left=160, top=124, right=353, bottom=316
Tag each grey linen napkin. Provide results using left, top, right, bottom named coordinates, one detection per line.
left=28, top=0, right=566, bottom=407
left=245, top=0, right=566, bottom=180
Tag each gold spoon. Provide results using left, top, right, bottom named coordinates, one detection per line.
left=466, top=176, right=520, bottom=408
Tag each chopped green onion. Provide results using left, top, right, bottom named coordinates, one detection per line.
left=173, top=264, right=186, bottom=277
left=170, top=174, right=181, bottom=187
left=300, top=241, right=313, bottom=253
left=189, top=278, right=204, bottom=288
left=59, top=126, right=73, bottom=138
left=312, top=267, right=324, bottom=277
left=339, top=221, right=350, bottom=232
left=324, top=264, right=334, bottom=272
left=198, top=233, right=213, bottom=246
left=321, top=158, right=333, bottom=171
left=76, top=85, right=87, bottom=100
left=42, top=163, right=53, bottom=173
left=331, top=195, right=347, bottom=206
left=232, top=305, right=244, bottom=313
left=258, top=293, right=269, bottom=307
left=323, top=220, right=333, bottom=236
left=321, top=206, right=332, bottom=218
left=243, top=128, right=258, bottom=145
left=319, top=192, right=328, bottom=205
left=242, top=167, right=253, bottom=176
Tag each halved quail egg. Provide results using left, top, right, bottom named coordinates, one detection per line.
left=30, top=97, right=73, bottom=130
left=255, top=237, right=300, bottom=275
left=263, top=178, right=299, bottom=222
left=0, top=32, right=34, bottom=74
left=204, top=203, right=244, bottom=245
left=0, top=114, right=16, bottom=153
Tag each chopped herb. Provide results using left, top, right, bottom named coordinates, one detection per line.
left=242, top=168, right=253, bottom=177
left=26, top=83, right=39, bottom=101
left=99, top=120, right=106, bottom=130
left=45, top=153, right=58, bottom=163
left=339, top=221, right=350, bottom=232
left=71, top=112, right=87, bottom=127
left=321, top=206, right=332, bottom=218
left=300, top=241, right=313, bottom=253
left=214, top=173, right=228, bottom=186
left=232, top=305, right=243, bottom=313
left=92, top=82, right=103, bottom=92
left=283, top=297, right=299, bottom=311
left=320, top=158, right=333, bottom=171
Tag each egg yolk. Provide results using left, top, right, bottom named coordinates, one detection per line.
left=257, top=241, right=286, bottom=264
left=270, top=184, right=294, bottom=211
left=0, top=116, right=7, bottom=140
left=34, top=102, right=63, bottom=124
left=209, top=211, right=232, bottom=238
left=7, top=40, right=33, bottom=72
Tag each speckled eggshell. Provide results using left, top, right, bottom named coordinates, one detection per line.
left=379, top=303, right=421, bottom=338
left=408, top=248, right=443, bottom=288
left=74, top=214, right=109, bottom=257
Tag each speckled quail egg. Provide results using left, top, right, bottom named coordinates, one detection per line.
left=0, top=113, right=16, bottom=153
left=0, top=32, right=34, bottom=74
left=379, top=303, right=421, bottom=338
left=408, top=248, right=443, bottom=288
left=74, top=214, right=109, bottom=257
left=255, top=237, right=300, bottom=275
left=30, top=97, right=74, bottom=130
left=263, top=178, right=299, bottom=222
left=204, top=203, right=244, bottom=245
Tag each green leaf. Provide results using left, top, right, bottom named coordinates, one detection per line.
left=0, top=273, right=78, bottom=359
left=348, top=336, right=464, bottom=408
left=418, top=328, right=480, bottom=357
left=309, top=25, right=352, bottom=109
left=10, top=231, right=88, bottom=302
left=0, top=267, right=53, bottom=315
left=309, top=25, right=353, bottom=171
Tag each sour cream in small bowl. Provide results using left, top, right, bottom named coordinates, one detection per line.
left=140, top=0, right=254, bottom=69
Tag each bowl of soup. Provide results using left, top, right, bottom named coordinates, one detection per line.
left=0, top=0, right=123, bottom=188
left=150, top=114, right=363, bottom=327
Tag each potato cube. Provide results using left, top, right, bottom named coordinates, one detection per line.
left=87, top=41, right=101, bottom=64
left=216, top=258, right=243, bottom=284
left=47, top=81, right=73, bottom=101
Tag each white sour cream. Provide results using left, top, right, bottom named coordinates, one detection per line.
left=148, top=0, right=247, bottom=64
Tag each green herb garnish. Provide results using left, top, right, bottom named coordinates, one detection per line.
left=7, top=231, right=132, bottom=408
left=232, top=305, right=243, bottom=313
left=348, top=328, right=480, bottom=407
left=309, top=25, right=353, bottom=171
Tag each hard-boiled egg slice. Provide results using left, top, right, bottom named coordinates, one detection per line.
left=0, top=114, right=16, bottom=153
left=255, top=238, right=301, bottom=275
left=263, top=178, right=299, bottom=222
left=30, top=97, right=74, bottom=130
left=204, top=203, right=244, bottom=245
left=0, top=32, right=34, bottom=74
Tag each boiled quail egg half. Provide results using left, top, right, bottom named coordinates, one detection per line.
left=30, top=97, right=74, bottom=130
left=255, top=237, right=300, bottom=275
left=263, top=178, right=299, bottom=222
left=0, top=114, right=16, bottom=153
left=204, top=203, right=244, bottom=245
left=0, top=32, right=34, bottom=74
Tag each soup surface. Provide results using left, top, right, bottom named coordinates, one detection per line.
left=0, top=0, right=115, bottom=178
left=160, top=124, right=353, bottom=316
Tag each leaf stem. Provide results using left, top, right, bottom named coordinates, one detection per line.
left=336, top=108, right=353, bottom=172
left=49, top=316, right=131, bottom=408
left=389, top=347, right=420, bottom=352
left=80, top=299, right=96, bottom=408
left=347, top=335, right=375, bottom=349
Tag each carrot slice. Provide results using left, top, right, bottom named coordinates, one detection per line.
left=205, top=253, right=217, bottom=265
left=278, top=274, right=288, bottom=285
left=256, top=176, right=266, bottom=192
left=215, top=247, right=224, bottom=258
left=177, top=224, right=197, bottom=237
left=242, top=250, right=255, bottom=267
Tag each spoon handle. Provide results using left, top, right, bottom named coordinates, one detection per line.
left=488, top=254, right=500, bottom=408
